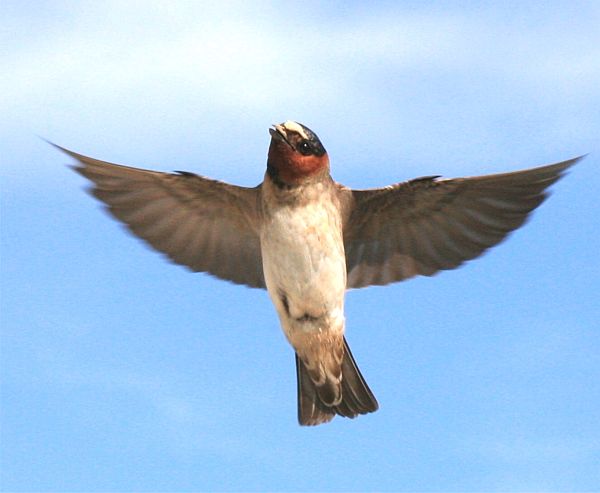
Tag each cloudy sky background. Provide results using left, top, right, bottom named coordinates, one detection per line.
left=2, top=1, right=599, bottom=491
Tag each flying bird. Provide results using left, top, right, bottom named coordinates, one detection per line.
left=54, top=121, right=581, bottom=425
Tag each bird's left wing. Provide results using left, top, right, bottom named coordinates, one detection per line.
left=57, top=145, right=266, bottom=288
left=341, top=157, right=582, bottom=289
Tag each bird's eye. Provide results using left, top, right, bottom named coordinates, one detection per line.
left=297, top=140, right=313, bottom=156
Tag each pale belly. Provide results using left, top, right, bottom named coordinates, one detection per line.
left=260, top=201, right=347, bottom=334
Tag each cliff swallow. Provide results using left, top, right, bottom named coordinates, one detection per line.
left=54, top=121, right=581, bottom=426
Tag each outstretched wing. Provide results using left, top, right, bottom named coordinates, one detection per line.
left=58, top=145, right=266, bottom=288
left=343, top=157, right=582, bottom=288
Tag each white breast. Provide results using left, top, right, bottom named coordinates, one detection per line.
left=260, top=191, right=346, bottom=324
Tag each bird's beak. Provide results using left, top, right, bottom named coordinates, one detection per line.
left=269, top=124, right=294, bottom=149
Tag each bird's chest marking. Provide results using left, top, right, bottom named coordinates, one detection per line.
left=278, top=288, right=321, bottom=322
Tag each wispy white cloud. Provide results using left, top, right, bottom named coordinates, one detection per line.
left=2, top=1, right=598, bottom=183
left=33, top=337, right=204, bottom=426
left=3, top=3, right=598, bottom=114
left=479, top=436, right=598, bottom=462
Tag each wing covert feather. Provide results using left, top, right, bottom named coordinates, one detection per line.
left=343, top=157, right=582, bottom=288
left=58, top=145, right=266, bottom=288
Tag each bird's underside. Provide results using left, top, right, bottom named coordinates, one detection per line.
left=53, top=130, right=582, bottom=426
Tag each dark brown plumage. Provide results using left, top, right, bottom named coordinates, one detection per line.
left=296, top=338, right=378, bottom=426
left=341, top=158, right=582, bottom=287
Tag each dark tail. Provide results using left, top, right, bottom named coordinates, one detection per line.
left=296, top=337, right=379, bottom=426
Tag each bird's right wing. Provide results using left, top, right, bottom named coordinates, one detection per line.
left=342, top=157, right=582, bottom=289
left=57, top=145, right=266, bottom=289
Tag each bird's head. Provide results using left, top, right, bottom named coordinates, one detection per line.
left=267, top=121, right=329, bottom=186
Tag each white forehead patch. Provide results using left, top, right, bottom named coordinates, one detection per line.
left=282, top=120, right=309, bottom=140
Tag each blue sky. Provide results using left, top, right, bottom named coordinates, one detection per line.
left=2, top=1, right=600, bottom=491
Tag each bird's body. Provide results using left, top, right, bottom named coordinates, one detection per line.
left=261, top=174, right=348, bottom=411
left=55, top=120, right=581, bottom=425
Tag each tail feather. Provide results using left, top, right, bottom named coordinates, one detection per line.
left=335, top=338, right=379, bottom=417
left=296, top=337, right=379, bottom=426
left=296, top=354, right=335, bottom=425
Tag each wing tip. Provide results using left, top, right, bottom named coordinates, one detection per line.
left=550, top=154, right=586, bottom=174
left=42, top=137, right=77, bottom=159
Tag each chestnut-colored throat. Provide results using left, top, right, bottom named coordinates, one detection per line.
left=267, top=140, right=330, bottom=188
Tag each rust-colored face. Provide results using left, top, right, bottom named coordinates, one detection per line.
left=267, top=121, right=329, bottom=185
